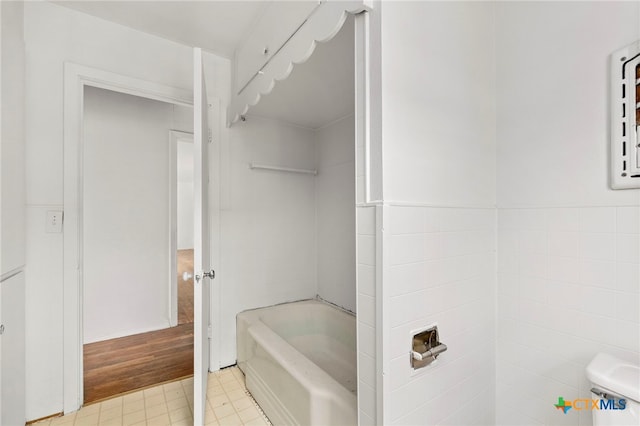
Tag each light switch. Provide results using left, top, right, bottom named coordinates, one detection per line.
left=46, top=210, right=63, bottom=233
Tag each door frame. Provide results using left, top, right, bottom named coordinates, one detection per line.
left=169, top=130, right=194, bottom=327
left=62, top=63, right=193, bottom=413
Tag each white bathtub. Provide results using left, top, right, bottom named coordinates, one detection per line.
left=237, top=300, right=357, bottom=425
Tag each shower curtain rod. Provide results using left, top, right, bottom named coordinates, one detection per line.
left=249, top=162, right=318, bottom=175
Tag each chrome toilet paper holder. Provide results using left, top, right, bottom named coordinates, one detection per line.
left=411, top=325, right=447, bottom=369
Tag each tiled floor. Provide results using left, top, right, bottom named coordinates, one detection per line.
left=35, top=367, right=271, bottom=426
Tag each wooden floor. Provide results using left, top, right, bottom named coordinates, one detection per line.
left=83, top=323, right=193, bottom=404
left=83, top=249, right=195, bottom=404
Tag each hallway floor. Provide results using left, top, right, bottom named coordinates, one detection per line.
left=83, top=249, right=196, bottom=404
left=176, top=249, right=194, bottom=325
left=83, top=323, right=194, bottom=404
left=36, top=367, right=271, bottom=426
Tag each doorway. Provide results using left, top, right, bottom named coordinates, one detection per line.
left=62, top=63, right=196, bottom=413
left=81, top=86, right=195, bottom=404
left=174, top=133, right=195, bottom=327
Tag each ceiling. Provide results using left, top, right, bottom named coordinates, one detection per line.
left=52, top=1, right=269, bottom=58
left=247, top=16, right=354, bottom=129
left=52, top=1, right=354, bottom=130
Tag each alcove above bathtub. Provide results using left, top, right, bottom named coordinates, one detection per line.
left=219, top=1, right=359, bottom=370
left=227, top=0, right=368, bottom=126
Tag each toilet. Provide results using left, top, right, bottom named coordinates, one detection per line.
left=586, top=353, right=640, bottom=426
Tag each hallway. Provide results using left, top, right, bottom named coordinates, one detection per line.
left=83, top=250, right=195, bottom=404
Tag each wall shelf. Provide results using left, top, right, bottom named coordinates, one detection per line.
left=249, top=162, right=317, bottom=175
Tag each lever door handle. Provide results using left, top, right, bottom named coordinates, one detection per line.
left=194, top=270, right=215, bottom=282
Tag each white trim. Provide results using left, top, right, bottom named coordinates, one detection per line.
left=236, top=2, right=324, bottom=95
left=63, top=63, right=193, bottom=413
left=83, top=323, right=173, bottom=346
left=228, top=1, right=370, bottom=126
left=355, top=10, right=370, bottom=205
left=210, top=99, right=224, bottom=373
left=496, top=203, right=640, bottom=209
left=361, top=201, right=640, bottom=209
left=169, top=130, right=194, bottom=327
left=357, top=201, right=497, bottom=209
left=386, top=201, right=496, bottom=209
left=354, top=11, right=383, bottom=425
left=169, top=132, right=177, bottom=327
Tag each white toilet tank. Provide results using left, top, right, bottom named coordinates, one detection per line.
left=586, top=353, right=640, bottom=426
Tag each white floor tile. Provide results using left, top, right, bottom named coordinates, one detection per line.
left=37, top=367, right=271, bottom=426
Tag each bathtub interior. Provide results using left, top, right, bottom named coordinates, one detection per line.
left=259, top=301, right=357, bottom=394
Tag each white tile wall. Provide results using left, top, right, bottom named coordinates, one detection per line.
left=386, top=206, right=496, bottom=425
left=357, top=205, right=377, bottom=425
left=496, top=207, right=640, bottom=426
left=494, top=11, right=640, bottom=423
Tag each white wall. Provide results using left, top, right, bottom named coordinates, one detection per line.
left=177, top=140, right=194, bottom=250
left=1, top=0, right=26, bottom=275
left=380, top=2, right=496, bottom=207
left=495, top=3, right=640, bottom=425
left=83, top=87, right=176, bottom=343
left=23, top=1, right=229, bottom=419
left=218, top=113, right=358, bottom=368
left=496, top=2, right=640, bottom=209
left=1, top=270, right=26, bottom=426
left=1, top=2, right=26, bottom=423
left=220, top=116, right=318, bottom=366
left=375, top=2, right=497, bottom=424
left=315, top=116, right=356, bottom=312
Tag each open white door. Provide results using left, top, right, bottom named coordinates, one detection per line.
left=193, top=47, right=212, bottom=426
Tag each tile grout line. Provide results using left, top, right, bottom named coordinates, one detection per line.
left=211, top=367, right=271, bottom=425
left=43, top=367, right=273, bottom=425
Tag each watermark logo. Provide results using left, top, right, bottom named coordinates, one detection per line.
left=554, top=396, right=627, bottom=414
left=554, top=397, right=572, bottom=414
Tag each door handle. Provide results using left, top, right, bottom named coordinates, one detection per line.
left=194, top=270, right=215, bottom=283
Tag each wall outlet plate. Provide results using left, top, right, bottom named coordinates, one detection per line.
left=46, top=210, right=63, bottom=233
